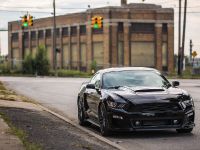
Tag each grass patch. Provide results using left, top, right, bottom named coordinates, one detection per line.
left=0, top=81, right=34, bottom=102
left=166, top=67, right=200, bottom=79
left=0, top=112, right=42, bottom=150
left=49, top=69, right=91, bottom=78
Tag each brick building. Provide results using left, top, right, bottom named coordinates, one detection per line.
left=8, top=0, right=174, bottom=73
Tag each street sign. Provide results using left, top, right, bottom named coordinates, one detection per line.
left=192, top=51, right=198, bottom=58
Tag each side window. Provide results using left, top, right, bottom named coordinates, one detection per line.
left=90, top=73, right=100, bottom=84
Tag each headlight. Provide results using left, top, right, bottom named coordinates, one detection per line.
left=180, top=97, right=194, bottom=109
left=107, top=101, right=127, bottom=109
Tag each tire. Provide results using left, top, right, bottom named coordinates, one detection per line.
left=98, top=103, right=111, bottom=136
left=176, top=128, right=193, bottom=133
left=78, top=97, right=88, bottom=126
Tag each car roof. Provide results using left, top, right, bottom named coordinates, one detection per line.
left=97, top=67, right=159, bottom=74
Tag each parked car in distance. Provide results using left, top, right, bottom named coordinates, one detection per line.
left=77, top=67, right=195, bottom=136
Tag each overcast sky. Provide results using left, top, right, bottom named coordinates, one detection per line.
left=0, top=0, right=200, bottom=57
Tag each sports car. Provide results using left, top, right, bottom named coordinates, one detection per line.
left=77, top=67, right=195, bottom=136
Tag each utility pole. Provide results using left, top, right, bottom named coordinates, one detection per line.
left=190, top=40, right=193, bottom=62
left=53, top=0, right=57, bottom=76
left=181, top=0, right=187, bottom=71
left=178, top=0, right=182, bottom=75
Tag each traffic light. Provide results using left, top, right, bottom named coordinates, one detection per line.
left=28, top=15, right=33, bottom=26
left=22, top=15, right=28, bottom=27
left=91, top=16, right=98, bottom=29
left=97, top=16, right=103, bottom=28
left=91, top=16, right=103, bottom=29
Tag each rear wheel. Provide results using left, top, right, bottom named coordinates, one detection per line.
left=78, top=97, right=88, bottom=126
left=98, top=103, right=110, bottom=136
left=176, top=128, right=193, bottom=133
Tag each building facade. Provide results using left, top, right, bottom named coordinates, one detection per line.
left=8, top=1, right=174, bottom=73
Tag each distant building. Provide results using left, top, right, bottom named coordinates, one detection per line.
left=8, top=0, right=174, bottom=73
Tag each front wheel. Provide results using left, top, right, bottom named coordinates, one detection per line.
left=98, top=103, right=111, bottom=136
left=78, top=97, right=88, bottom=126
left=176, top=128, right=193, bottom=133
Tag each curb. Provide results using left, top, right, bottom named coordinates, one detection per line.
left=37, top=104, right=127, bottom=150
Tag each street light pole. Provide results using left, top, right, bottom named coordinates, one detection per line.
left=178, top=0, right=182, bottom=76
left=181, top=0, right=188, bottom=71
left=53, top=0, right=57, bottom=76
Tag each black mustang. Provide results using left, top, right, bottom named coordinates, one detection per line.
left=77, top=67, right=195, bottom=136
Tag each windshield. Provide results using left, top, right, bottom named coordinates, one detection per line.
left=102, top=70, right=171, bottom=89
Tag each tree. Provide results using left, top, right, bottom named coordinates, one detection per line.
left=35, top=45, right=50, bottom=75
left=22, top=53, right=35, bottom=74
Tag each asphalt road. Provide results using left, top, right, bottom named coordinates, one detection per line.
left=0, top=77, right=200, bottom=150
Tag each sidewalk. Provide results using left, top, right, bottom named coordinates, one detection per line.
left=0, top=117, right=24, bottom=150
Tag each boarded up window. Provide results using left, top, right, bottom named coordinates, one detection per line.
left=24, top=48, right=30, bottom=58
left=46, top=46, right=52, bottom=65
left=38, top=30, right=44, bottom=39
left=12, top=48, right=20, bottom=59
left=80, top=43, right=86, bottom=66
left=31, top=31, right=36, bottom=40
left=131, top=42, right=155, bottom=67
left=63, top=44, right=69, bottom=68
left=80, top=25, right=86, bottom=35
left=162, top=42, right=168, bottom=71
left=71, top=43, right=78, bottom=68
left=12, top=33, right=18, bottom=42
left=118, top=22, right=123, bottom=33
left=32, top=47, right=37, bottom=57
left=71, top=26, right=77, bottom=36
left=62, top=27, right=68, bottom=37
left=93, top=42, right=103, bottom=66
left=46, top=29, right=51, bottom=38
left=24, top=32, right=29, bottom=40
left=118, top=42, right=124, bottom=66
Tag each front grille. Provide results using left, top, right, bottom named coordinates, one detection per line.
left=128, top=103, right=181, bottom=112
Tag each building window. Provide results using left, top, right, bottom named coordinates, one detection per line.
left=56, top=28, right=60, bottom=37
left=93, top=42, right=104, bottom=69
left=118, top=22, right=123, bottom=33
left=131, top=42, right=155, bottom=67
left=62, top=27, right=68, bottom=37
left=162, top=23, right=168, bottom=34
left=162, top=42, right=168, bottom=71
left=46, top=29, right=51, bottom=38
left=71, top=26, right=77, bottom=36
left=80, top=25, right=86, bottom=35
left=12, top=33, right=18, bottom=42
left=38, top=30, right=44, bottom=39
left=24, top=32, right=29, bottom=40
left=118, top=42, right=124, bottom=66
left=131, top=23, right=154, bottom=33
left=31, top=31, right=36, bottom=40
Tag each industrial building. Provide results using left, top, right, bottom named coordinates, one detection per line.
left=8, top=0, right=174, bottom=73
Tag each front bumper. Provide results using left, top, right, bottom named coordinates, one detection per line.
left=107, top=108, right=195, bottom=132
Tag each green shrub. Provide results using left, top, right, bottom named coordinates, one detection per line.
left=50, top=69, right=91, bottom=77
left=34, top=45, right=50, bottom=75
left=0, top=62, right=11, bottom=74
left=22, top=54, right=35, bottom=74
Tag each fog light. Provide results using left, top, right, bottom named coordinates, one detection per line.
left=113, top=115, right=123, bottom=120
left=135, top=121, right=141, bottom=126
left=173, top=120, right=179, bottom=125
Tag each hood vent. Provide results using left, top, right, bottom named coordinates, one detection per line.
left=133, top=88, right=165, bottom=93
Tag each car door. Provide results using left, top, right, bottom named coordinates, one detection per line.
left=86, top=73, right=101, bottom=120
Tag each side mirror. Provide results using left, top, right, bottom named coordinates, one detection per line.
left=95, top=80, right=100, bottom=90
left=86, top=83, right=95, bottom=89
left=172, top=81, right=180, bottom=87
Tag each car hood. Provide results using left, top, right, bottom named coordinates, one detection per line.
left=103, top=86, right=190, bottom=104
